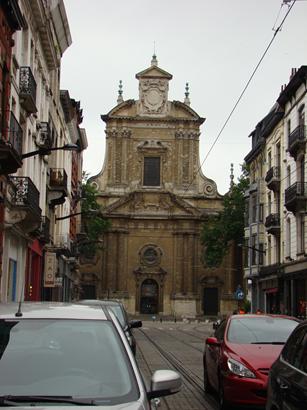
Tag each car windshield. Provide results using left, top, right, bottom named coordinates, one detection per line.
left=0, top=319, right=139, bottom=405
left=227, top=317, right=298, bottom=344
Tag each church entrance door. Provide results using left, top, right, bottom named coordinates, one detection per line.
left=203, top=287, right=218, bottom=316
left=140, top=279, right=159, bottom=314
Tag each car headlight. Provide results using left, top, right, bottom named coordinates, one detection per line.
left=227, top=358, right=256, bottom=378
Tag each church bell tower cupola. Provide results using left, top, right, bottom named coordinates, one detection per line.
left=136, top=55, right=173, bottom=117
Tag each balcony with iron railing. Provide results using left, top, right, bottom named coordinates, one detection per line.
left=265, top=166, right=280, bottom=191
left=36, top=122, right=53, bottom=149
left=19, top=66, right=37, bottom=113
left=288, top=125, right=306, bottom=159
left=0, top=112, right=23, bottom=174
left=265, top=213, right=280, bottom=236
left=9, top=176, right=41, bottom=232
left=48, top=168, right=68, bottom=206
left=285, top=182, right=307, bottom=213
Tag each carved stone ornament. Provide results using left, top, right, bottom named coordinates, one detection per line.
left=203, top=181, right=217, bottom=197
left=139, top=79, right=169, bottom=115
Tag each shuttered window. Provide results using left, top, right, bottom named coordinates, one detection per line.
left=143, top=157, right=160, bottom=186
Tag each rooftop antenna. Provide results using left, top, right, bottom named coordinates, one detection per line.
left=117, top=80, right=123, bottom=104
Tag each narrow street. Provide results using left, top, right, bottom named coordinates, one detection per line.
left=135, top=320, right=219, bottom=410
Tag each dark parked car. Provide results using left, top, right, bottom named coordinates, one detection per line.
left=203, top=314, right=299, bottom=409
left=78, top=299, right=142, bottom=355
left=266, top=319, right=307, bottom=410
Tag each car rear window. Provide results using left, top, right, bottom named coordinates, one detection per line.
left=0, top=319, right=139, bottom=404
left=227, top=317, right=298, bottom=344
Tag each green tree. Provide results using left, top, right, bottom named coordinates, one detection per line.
left=200, top=166, right=249, bottom=267
left=79, top=173, right=111, bottom=257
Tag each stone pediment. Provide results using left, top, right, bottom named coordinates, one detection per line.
left=104, top=191, right=201, bottom=217
left=171, top=101, right=205, bottom=123
left=102, top=100, right=136, bottom=121
left=135, top=66, right=172, bottom=80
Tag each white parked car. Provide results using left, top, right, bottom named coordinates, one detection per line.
left=0, top=302, right=181, bottom=409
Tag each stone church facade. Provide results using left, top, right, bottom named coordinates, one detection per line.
left=80, top=57, right=240, bottom=317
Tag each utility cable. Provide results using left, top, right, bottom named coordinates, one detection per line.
left=185, top=0, right=297, bottom=192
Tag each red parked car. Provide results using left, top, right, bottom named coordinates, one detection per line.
left=203, top=314, right=299, bottom=409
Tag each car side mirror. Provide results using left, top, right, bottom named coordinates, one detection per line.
left=129, top=319, right=142, bottom=329
left=147, top=370, right=182, bottom=400
left=206, top=337, right=221, bottom=346
left=212, top=320, right=221, bottom=330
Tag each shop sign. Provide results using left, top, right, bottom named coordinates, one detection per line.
left=44, top=252, right=57, bottom=287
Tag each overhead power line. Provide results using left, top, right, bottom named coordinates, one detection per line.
left=185, top=0, right=297, bottom=192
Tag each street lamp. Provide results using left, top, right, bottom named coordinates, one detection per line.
left=55, top=209, right=101, bottom=221
left=21, top=143, right=79, bottom=159
left=238, top=243, right=266, bottom=254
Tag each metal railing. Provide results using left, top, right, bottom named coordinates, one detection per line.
left=9, top=112, right=23, bottom=156
left=265, top=213, right=280, bottom=227
left=265, top=166, right=280, bottom=183
left=288, top=124, right=306, bottom=149
left=49, top=168, right=68, bottom=188
left=285, top=182, right=307, bottom=202
left=19, top=66, right=37, bottom=103
left=10, top=176, right=41, bottom=217
left=37, top=122, right=53, bottom=148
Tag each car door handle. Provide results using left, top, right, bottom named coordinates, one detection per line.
left=277, top=377, right=289, bottom=390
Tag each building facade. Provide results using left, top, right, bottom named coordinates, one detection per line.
left=244, top=66, right=307, bottom=319
left=80, top=57, right=241, bottom=317
left=0, top=0, right=87, bottom=303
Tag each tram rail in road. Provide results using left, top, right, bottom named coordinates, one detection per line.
left=136, top=324, right=219, bottom=410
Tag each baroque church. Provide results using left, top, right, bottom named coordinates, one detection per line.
left=80, top=56, right=240, bottom=317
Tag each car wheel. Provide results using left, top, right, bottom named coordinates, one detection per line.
left=203, top=361, right=214, bottom=394
left=218, top=375, right=229, bottom=410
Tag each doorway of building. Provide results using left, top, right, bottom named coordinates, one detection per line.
left=203, top=287, right=218, bottom=316
left=140, top=279, right=159, bottom=314
left=82, top=285, right=96, bottom=299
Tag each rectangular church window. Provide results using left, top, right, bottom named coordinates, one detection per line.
left=143, top=157, right=160, bottom=186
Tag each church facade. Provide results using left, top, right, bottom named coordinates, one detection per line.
left=80, top=57, right=240, bottom=317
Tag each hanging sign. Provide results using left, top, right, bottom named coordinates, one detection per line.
left=44, top=252, right=57, bottom=287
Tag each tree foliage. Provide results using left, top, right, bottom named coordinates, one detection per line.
left=200, top=167, right=249, bottom=268
left=79, top=173, right=111, bottom=257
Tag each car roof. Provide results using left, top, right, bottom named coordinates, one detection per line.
left=229, top=314, right=299, bottom=321
left=0, top=302, right=108, bottom=320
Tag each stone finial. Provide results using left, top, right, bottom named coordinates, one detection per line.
left=117, top=80, right=123, bottom=104
left=230, top=163, right=234, bottom=188
left=184, top=82, right=190, bottom=105
left=151, top=53, right=158, bottom=66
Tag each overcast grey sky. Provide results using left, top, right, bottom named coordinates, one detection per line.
left=61, top=0, right=307, bottom=194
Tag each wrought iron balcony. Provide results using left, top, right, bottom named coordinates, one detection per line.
left=19, top=66, right=37, bottom=113
left=288, top=125, right=306, bottom=159
left=285, top=182, right=307, bottom=213
left=9, top=176, right=41, bottom=232
left=265, top=166, right=280, bottom=191
left=265, top=213, right=280, bottom=235
left=48, top=168, right=68, bottom=206
left=0, top=112, right=23, bottom=174
left=36, top=122, right=53, bottom=149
